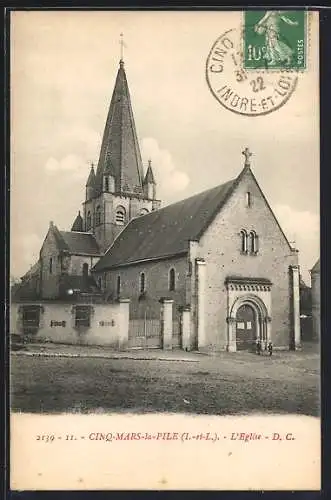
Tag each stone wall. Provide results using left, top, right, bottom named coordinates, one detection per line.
left=195, top=167, right=298, bottom=350
left=98, top=255, right=188, bottom=320
left=10, top=300, right=130, bottom=348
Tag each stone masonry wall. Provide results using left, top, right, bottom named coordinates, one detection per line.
left=197, top=167, right=298, bottom=350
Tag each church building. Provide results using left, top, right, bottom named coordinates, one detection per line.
left=12, top=55, right=301, bottom=352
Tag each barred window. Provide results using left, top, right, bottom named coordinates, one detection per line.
left=75, top=306, right=91, bottom=328
left=22, top=306, right=40, bottom=328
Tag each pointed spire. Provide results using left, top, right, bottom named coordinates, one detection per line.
left=95, top=57, right=144, bottom=196
left=144, top=159, right=156, bottom=184
left=86, top=163, right=96, bottom=187
left=71, top=211, right=83, bottom=232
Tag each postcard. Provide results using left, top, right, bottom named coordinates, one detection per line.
left=10, top=10, right=320, bottom=490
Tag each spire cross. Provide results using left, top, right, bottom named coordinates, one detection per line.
left=119, top=33, right=125, bottom=62
left=148, top=159, right=152, bottom=168
left=242, top=147, right=252, bottom=166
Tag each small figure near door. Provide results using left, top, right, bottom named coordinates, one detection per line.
left=267, top=341, right=273, bottom=357
left=255, top=337, right=262, bottom=355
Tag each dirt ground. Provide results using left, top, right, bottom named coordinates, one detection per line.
left=10, top=343, right=319, bottom=416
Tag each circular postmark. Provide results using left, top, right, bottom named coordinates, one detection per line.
left=206, top=28, right=298, bottom=116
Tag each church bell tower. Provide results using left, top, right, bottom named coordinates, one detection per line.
left=82, top=55, right=161, bottom=253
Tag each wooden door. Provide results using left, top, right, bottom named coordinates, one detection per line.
left=236, top=304, right=256, bottom=351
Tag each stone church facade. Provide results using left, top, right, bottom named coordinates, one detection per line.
left=12, top=56, right=301, bottom=352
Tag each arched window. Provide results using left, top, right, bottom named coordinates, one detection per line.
left=49, top=257, right=53, bottom=274
left=116, top=275, right=121, bottom=296
left=139, top=208, right=149, bottom=216
left=169, top=268, right=176, bottom=291
left=249, top=231, right=259, bottom=254
left=115, top=206, right=126, bottom=225
left=139, top=272, right=146, bottom=293
left=86, top=210, right=91, bottom=230
left=240, top=230, right=248, bottom=253
left=96, top=205, right=101, bottom=225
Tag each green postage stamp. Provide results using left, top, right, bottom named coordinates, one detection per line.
left=243, top=10, right=307, bottom=70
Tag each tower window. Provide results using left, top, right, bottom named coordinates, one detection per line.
left=115, top=206, right=126, bottom=225
left=96, top=206, right=101, bottom=225
left=139, top=272, right=146, bottom=293
left=169, top=268, right=176, bottom=291
left=116, top=275, right=121, bottom=296
left=246, top=192, right=251, bottom=207
left=87, top=210, right=91, bottom=230
left=240, top=230, right=248, bottom=253
left=49, top=257, right=53, bottom=274
left=105, top=176, right=109, bottom=192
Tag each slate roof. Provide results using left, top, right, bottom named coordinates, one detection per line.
left=21, top=261, right=40, bottom=281
left=94, top=60, right=145, bottom=196
left=86, top=165, right=96, bottom=187
left=71, top=211, right=84, bottom=232
left=93, top=178, right=236, bottom=271
left=311, top=259, right=320, bottom=274
left=59, top=231, right=101, bottom=256
left=144, top=164, right=156, bottom=184
left=51, top=226, right=101, bottom=256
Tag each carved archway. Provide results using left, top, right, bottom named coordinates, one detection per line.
left=227, top=294, right=271, bottom=352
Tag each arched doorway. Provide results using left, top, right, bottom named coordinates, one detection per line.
left=236, top=303, right=257, bottom=351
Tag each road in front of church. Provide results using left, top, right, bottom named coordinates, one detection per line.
left=10, top=343, right=319, bottom=416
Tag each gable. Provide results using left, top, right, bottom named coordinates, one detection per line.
left=200, top=166, right=294, bottom=253
left=40, top=227, right=60, bottom=257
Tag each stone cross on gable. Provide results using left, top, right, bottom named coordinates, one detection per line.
left=242, top=147, right=252, bottom=167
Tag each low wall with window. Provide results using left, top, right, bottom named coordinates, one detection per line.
left=10, top=299, right=130, bottom=348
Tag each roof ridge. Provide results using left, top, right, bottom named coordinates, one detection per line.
left=93, top=175, right=238, bottom=272
left=131, top=178, right=236, bottom=221
left=60, top=230, right=93, bottom=235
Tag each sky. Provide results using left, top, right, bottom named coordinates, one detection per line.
left=10, top=11, right=319, bottom=284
